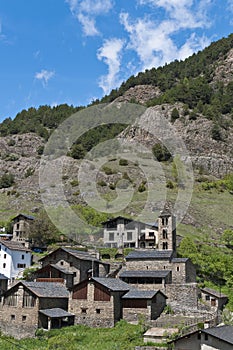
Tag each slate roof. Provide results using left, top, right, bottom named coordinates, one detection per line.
left=172, top=258, right=189, bottom=263
left=202, top=325, right=233, bottom=345
left=145, top=222, right=158, bottom=228
left=12, top=213, right=35, bottom=221
left=122, top=290, right=160, bottom=299
left=201, top=287, right=228, bottom=299
left=22, top=281, right=69, bottom=298
left=125, top=250, right=173, bottom=260
left=0, top=240, right=31, bottom=252
left=39, top=308, right=74, bottom=318
left=0, top=273, right=8, bottom=280
left=40, top=247, right=109, bottom=265
left=120, top=270, right=171, bottom=278
left=92, top=277, right=130, bottom=292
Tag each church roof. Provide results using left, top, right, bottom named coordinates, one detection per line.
left=125, top=250, right=173, bottom=260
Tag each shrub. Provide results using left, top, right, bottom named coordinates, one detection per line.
left=138, top=182, right=146, bottom=192
left=211, top=124, right=222, bottom=141
left=102, top=166, right=115, bottom=175
left=119, top=159, right=128, bottom=166
left=152, top=143, right=172, bottom=162
left=37, top=145, right=44, bottom=155
left=97, top=180, right=107, bottom=187
left=25, top=167, right=34, bottom=178
left=171, top=107, right=180, bottom=122
left=0, top=173, right=15, bottom=188
left=70, top=179, right=79, bottom=187
left=7, top=139, right=16, bottom=146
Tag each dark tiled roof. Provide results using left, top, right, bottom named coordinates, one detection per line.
left=92, top=277, right=130, bottom=292
left=0, top=240, right=31, bottom=252
left=125, top=250, right=173, bottom=260
left=145, top=222, right=158, bottom=228
left=172, top=258, right=189, bottom=263
left=201, top=287, right=228, bottom=299
left=40, top=247, right=109, bottom=265
left=202, top=325, right=233, bottom=345
left=39, top=308, right=74, bottom=318
left=22, top=281, right=69, bottom=298
left=120, top=270, right=171, bottom=278
left=122, top=290, right=159, bottom=299
left=0, top=273, right=8, bottom=280
left=12, top=213, right=35, bottom=221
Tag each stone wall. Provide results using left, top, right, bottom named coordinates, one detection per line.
left=0, top=285, right=39, bottom=339
left=165, top=284, right=199, bottom=312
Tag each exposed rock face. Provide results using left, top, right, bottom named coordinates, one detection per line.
left=114, top=84, right=161, bottom=104
left=212, top=48, right=233, bottom=85
left=119, top=104, right=233, bottom=177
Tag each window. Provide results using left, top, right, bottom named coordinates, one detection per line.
left=73, top=272, right=77, bottom=277
left=162, top=217, right=168, bottom=225
left=177, top=266, right=180, bottom=272
left=197, top=333, right=201, bottom=340
left=127, top=232, right=132, bottom=241
left=70, top=262, right=73, bottom=267
left=3, top=263, right=6, bottom=268
left=149, top=231, right=154, bottom=237
left=204, top=334, right=208, bottom=341
left=162, top=229, right=168, bottom=239
left=17, top=263, right=26, bottom=268
left=162, top=242, right=168, bottom=250
left=11, top=315, right=15, bottom=320
left=81, top=308, right=87, bottom=314
left=4, top=254, right=6, bottom=259
left=211, top=298, right=216, bottom=306
left=22, top=315, right=27, bottom=321
left=109, top=232, right=114, bottom=241
left=22, top=255, right=24, bottom=260
left=60, top=261, right=64, bottom=266
left=96, top=309, right=101, bottom=314
left=205, top=295, right=210, bottom=301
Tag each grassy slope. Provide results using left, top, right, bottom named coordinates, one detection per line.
left=0, top=321, right=146, bottom=350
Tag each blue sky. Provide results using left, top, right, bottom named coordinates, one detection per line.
left=0, top=0, right=233, bottom=122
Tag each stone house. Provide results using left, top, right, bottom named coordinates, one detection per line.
left=0, top=240, right=31, bottom=282
left=170, top=325, right=233, bottom=350
left=69, top=277, right=167, bottom=327
left=0, top=281, right=73, bottom=338
left=33, top=263, right=74, bottom=288
left=11, top=213, right=35, bottom=248
left=199, top=287, right=228, bottom=312
left=103, top=216, right=158, bottom=248
left=122, top=289, right=167, bottom=322
left=119, top=232, right=197, bottom=310
left=38, top=247, right=110, bottom=286
left=69, top=277, right=130, bottom=327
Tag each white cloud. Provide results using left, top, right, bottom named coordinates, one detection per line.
left=65, top=0, right=113, bottom=36
left=178, top=33, right=211, bottom=60
left=35, top=69, right=55, bottom=86
left=120, top=0, right=212, bottom=72
left=227, top=0, right=233, bottom=24
left=97, top=38, right=125, bottom=95
left=77, top=13, right=99, bottom=36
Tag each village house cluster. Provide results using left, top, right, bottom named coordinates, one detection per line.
left=0, top=210, right=230, bottom=349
